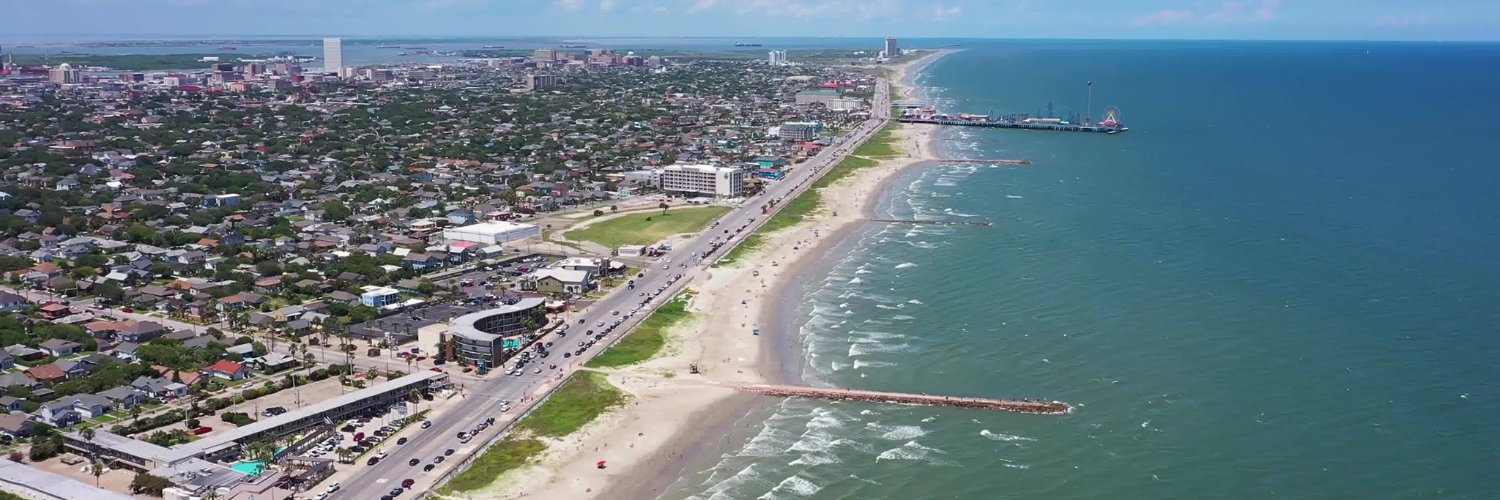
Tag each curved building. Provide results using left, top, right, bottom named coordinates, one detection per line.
left=448, top=297, right=548, bottom=367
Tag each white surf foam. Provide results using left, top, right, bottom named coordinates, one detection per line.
left=894, top=262, right=919, bottom=269
left=980, top=429, right=1037, bottom=442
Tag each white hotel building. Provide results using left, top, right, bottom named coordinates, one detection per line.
left=661, top=164, right=743, bottom=198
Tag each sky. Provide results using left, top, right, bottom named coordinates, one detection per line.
left=9, top=0, right=1500, bottom=41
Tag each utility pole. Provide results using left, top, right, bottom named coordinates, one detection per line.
left=1086, top=81, right=1093, bottom=125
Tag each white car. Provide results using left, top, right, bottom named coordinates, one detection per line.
left=327, top=482, right=341, bottom=492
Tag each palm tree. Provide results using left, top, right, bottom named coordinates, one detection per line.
left=90, top=458, right=104, bottom=488
left=130, top=404, right=143, bottom=423
left=80, top=426, right=96, bottom=448
left=659, top=201, right=670, bottom=214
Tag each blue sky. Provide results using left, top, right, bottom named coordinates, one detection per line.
left=10, top=0, right=1500, bottom=41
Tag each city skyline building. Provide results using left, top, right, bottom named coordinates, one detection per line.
left=883, top=37, right=900, bottom=58
left=767, top=50, right=789, bottom=66
left=322, top=37, right=343, bottom=75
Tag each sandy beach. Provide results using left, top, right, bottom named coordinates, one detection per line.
left=462, top=50, right=951, bottom=500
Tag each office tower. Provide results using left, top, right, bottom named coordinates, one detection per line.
left=323, top=37, right=344, bottom=75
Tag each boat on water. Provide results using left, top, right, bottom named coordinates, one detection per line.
left=559, top=44, right=587, bottom=48
left=735, top=43, right=763, bottom=47
left=218, top=46, right=237, bottom=51
left=377, top=45, right=400, bottom=48
left=482, top=45, right=504, bottom=49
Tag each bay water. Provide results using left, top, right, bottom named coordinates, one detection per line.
left=663, top=41, right=1500, bottom=499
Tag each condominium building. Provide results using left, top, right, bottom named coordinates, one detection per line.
left=323, top=37, right=343, bottom=75
left=48, top=63, right=81, bottom=84
left=526, top=73, right=559, bottom=90
left=661, top=164, right=744, bottom=198
left=767, top=50, right=789, bottom=66
left=883, top=37, right=900, bottom=58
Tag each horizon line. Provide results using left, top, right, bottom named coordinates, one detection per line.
left=3, top=35, right=1499, bottom=44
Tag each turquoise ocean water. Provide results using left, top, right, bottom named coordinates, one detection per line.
left=662, top=41, right=1500, bottom=499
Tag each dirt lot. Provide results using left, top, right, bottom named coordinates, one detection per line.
left=31, top=455, right=144, bottom=497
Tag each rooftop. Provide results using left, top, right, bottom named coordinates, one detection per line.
left=449, top=297, right=548, bottom=342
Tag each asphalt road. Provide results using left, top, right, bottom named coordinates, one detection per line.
left=335, top=79, right=891, bottom=500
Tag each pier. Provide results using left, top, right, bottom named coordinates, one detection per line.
left=735, top=384, right=1072, bottom=415
left=941, top=158, right=1032, bottom=165
left=868, top=218, right=993, bottom=227
left=900, top=117, right=1126, bottom=134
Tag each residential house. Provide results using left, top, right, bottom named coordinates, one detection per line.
left=131, top=376, right=189, bottom=399
left=38, top=394, right=112, bottom=427
left=204, top=360, right=250, bottom=380
left=218, top=292, right=267, bottom=311
left=38, top=339, right=81, bottom=357
left=115, top=321, right=165, bottom=343
left=112, top=341, right=141, bottom=361
left=0, top=414, right=34, bottom=438
left=250, top=352, right=296, bottom=372
left=54, top=360, right=93, bottom=379
left=25, top=364, right=67, bottom=384
left=0, top=396, right=21, bottom=412
left=4, top=345, right=45, bottom=362
left=37, top=302, right=72, bottom=320
left=0, top=291, right=28, bottom=312
left=0, top=350, right=12, bottom=371
left=97, top=386, right=149, bottom=408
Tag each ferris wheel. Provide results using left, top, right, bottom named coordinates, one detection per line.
left=1100, top=106, right=1121, bottom=127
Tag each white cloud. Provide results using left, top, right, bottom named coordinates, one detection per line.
left=932, top=4, right=961, bottom=21
left=555, top=0, right=585, bottom=11
left=687, top=0, right=719, bottom=13
left=600, top=0, right=618, bottom=12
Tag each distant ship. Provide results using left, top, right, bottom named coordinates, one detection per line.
left=377, top=45, right=401, bottom=48
left=218, top=46, right=237, bottom=51
left=482, top=45, right=505, bottom=49
left=559, top=44, right=587, bottom=48
left=735, top=43, right=763, bottom=47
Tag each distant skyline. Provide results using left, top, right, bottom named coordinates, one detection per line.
left=9, top=0, right=1500, bottom=41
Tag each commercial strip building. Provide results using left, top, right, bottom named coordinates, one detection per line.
left=447, top=297, right=548, bottom=367
left=58, top=372, right=451, bottom=496
left=661, top=164, right=744, bottom=198
left=442, top=221, right=541, bottom=245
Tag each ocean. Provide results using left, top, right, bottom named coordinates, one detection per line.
left=661, top=41, right=1500, bottom=499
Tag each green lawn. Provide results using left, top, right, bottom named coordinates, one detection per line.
left=438, top=437, right=547, bottom=493
left=437, top=373, right=626, bottom=494
left=852, top=123, right=902, bottom=158
left=515, top=372, right=626, bottom=438
left=714, top=151, right=881, bottom=268
left=563, top=206, right=730, bottom=248
left=587, top=294, right=692, bottom=368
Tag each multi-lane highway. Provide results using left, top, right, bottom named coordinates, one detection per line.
left=336, top=78, right=891, bottom=499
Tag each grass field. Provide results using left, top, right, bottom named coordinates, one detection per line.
left=563, top=206, right=731, bottom=248
left=438, top=437, right=547, bottom=493
left=714, top=144, right=885, bottom=268
left=439, top=372, right=626, bottom=494
left=853, top=123, right=902, bottom=158
left=587, top=294, right=692, bottom=368
left=514, top=371, right=627, bottom=438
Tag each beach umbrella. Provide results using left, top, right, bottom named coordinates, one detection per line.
left=596, top=460, right=607, bottom=469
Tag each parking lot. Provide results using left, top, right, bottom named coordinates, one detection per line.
left=201, top=376, right=351, bottom=440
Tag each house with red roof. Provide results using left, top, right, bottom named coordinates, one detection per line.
left=203, top=360, right=249, bottom=381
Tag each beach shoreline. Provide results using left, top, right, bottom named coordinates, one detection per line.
left=476, top=49, right=953, bottom=500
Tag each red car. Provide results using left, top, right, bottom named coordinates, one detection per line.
left=192, top=426, right=213, bottom=435
left=429, top=367, right=443, bottom=372
left=121, top=306, right=134, bottom=313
